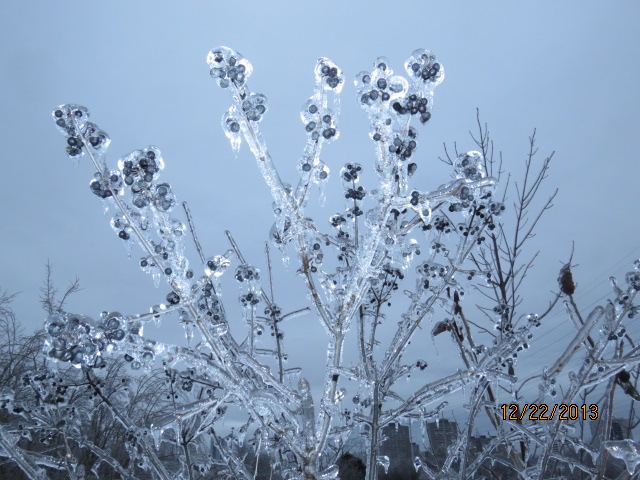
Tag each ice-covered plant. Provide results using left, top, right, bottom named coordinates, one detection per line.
left=1, top=47, right=637, bottom=480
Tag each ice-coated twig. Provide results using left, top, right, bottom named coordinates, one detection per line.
left=182, top=201, right=206, bottom=263
left=0, top=424, right=49, bottom=480
left=80, top=441, right=136, bottom=480
left=84, top=370, right=172, bottom=480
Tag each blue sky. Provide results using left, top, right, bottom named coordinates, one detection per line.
left=1, top=1, right=639, bottom=435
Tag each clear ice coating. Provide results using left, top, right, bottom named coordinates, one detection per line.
left=606, top=440, right=640, bottom=474
left=52, top=104, right=111, bottom=164
left=207, top=46, right=253, bottom=89
left=404, top=49, right=444, bottom=87
left=355, top=58, right=408, bottom=112
left=30, top=47, right=640, bottom=480
left=376, top=455, right=390, bottom=474
left=314, top=58, right=344, bottom=92
left=453, top=151, right=486, bottom=181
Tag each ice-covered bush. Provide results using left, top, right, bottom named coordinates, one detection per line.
left=1, top=47, right=639, bottom=480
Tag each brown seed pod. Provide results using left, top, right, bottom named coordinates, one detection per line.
left=558, top=264, right=576, bottom=295
left=432, top=320, right=452, bottom=337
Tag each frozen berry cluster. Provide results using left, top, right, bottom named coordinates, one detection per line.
left=241, top=93, right=268, bottom=122
left=404, top=49, right=443, bottom=84
left=627, top=271, right=640, bottom=291
left=330, top=214, right=347, bottom=229
left=235, top=264, right=260, bottom=283
left=152, top=183, right=176, bottom=212
left=301, top=97, right=338, bottom=142
left=315, top=58, right=344, bottom=90
left=119, top=148, right=164, bottom=186
left=345, top=186, right=366, bottom=201
left=208, top=46, right=253, bottom=89
left=340, top=163, right=362, bottom=183
left=52, top=104, right=110, bottom=159
left=454, top=151, right=486, bottom=181
left=392, top=94, right=432, bottom=124
left=44, top=312, right=145, bottom=370
left=240, top=292, right=260, bottom=308
left=421, top=215, right=453, bottom=234
left=387, top=129, right=418, bottom=160
left=89, top=170, right=122, bottom=199
left=416, top=262, right=449, bottom=290
left=355, top=57, right=408, bottom=111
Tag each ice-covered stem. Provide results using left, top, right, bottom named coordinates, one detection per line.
left=182, top=201, right=206, bottom=263
left=445, top=384, right=487, bottom=478
left=210, top=48, right=337, bottom=332
left=264, top=242, right=285, bottom=382
left=379, top=227, right=484, bottom=380
left=210, top=430, right=254, bottom=480
left=0, top=424, right=49, bottom=480
left=597, top=376, right=617, bottom=479
left=210, top=49, right=349, bottom=469
left=180, top=429, right=195, bottom=480
left=542, top=304, right=603, bottom=380
left=162, top=376, right=196, bottom=480
left=381, top=366, right=511, bottom=427
left=294, top=58, right=341, bottom=209
left=208, top=47, right=299, bottom=218
left=85, top=370, right=172, bottom=480
left=538, top=290, right=638, bottom=474
left=366, top=382, right=381, bottom=480
left=80, top=441, right=135, bottom=480
left=458, top=428, right=531, bottom=479
left=60, top=426, right=80, bottom=480
left=300, top=249, right=334, bottom=333
left=225, top=231, right=311, bottom=384
left=456, top=304, right=532, bottom=469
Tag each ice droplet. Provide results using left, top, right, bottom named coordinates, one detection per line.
left=315, top=164, right=330, bottom=206
left=205, top=255, right=231, bottom=277
left=301, top=94, right=322, bottom=125
left=222, top=107, right=242, bottom=155
left=210, top=321, right=228, bottom=337
left=377, top=455, right=390, bottom=474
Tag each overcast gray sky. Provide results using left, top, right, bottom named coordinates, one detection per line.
left=1, top=1, right=639, bottom=435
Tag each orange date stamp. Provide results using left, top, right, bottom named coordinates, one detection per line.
left=501, top=404, right=598, bottom=421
